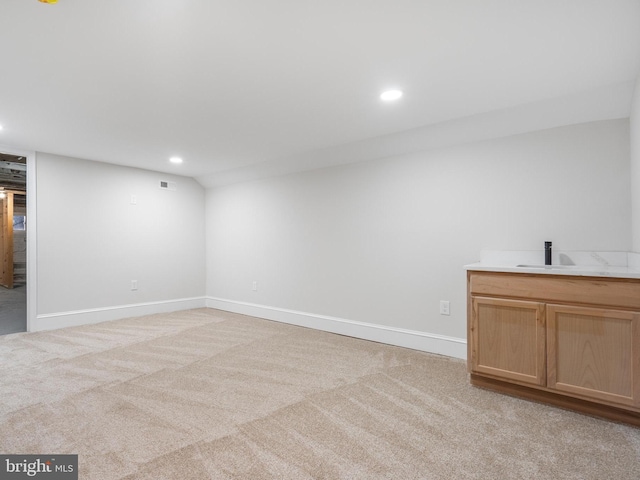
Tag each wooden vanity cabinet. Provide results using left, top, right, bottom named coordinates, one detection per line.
left=468, top=271, right=640, bottom=426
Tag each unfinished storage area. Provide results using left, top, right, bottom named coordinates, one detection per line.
left=0, top=153, right=27, bottom=289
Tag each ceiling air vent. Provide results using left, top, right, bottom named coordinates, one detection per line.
left=159, top=180, right=177, bottom=191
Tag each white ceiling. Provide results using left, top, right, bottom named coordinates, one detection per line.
left=1, top=1, right=639, bottom=187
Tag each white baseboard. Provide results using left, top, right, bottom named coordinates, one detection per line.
left=33, top=297, right=207, bottom=332
left=206, top=297, right=467, bottom=360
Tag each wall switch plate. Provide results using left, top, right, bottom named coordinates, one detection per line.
left=440, top=300, right=450, bottom=315
left=252, top=281, right=257, bottom=291
left=131, top=280, right=138, bottom=291
left=130, top=194, right=137, bottom=205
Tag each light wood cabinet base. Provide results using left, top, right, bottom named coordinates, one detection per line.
left=471, top=374, right=640, bottom=428
left=468, top=271, right=640, bottom=428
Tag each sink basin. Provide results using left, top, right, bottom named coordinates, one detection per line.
left=516, top=264, right=581, bottom=269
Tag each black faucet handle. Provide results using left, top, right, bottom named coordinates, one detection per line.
left=544, top=241, right=552, bottom=265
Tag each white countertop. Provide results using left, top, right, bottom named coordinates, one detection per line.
left=465, top=250, right=640, bottom=280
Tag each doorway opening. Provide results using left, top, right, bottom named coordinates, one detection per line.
left=0, top=152, right=27, bottom=335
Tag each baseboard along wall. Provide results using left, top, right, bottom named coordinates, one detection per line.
left=206, top=297, right=467, bottom=360
left=32, top=296, right=467, bottom=360
left=33, top=297, right=207, bottom=332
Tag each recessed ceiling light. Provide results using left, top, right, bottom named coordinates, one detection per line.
left=0, top=125, right=4, bottom=131
left=169, top=157, right=183, bottom=164
left=380, top=90, right=403, bottom=101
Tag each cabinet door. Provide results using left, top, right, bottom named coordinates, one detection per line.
left=547, top=304, right=640, bottom=407
left=470, top=297, right=546, bottom=386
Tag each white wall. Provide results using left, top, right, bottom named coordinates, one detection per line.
left=631, top=74, right=640, bottom=252
left=36, top=153, right=206, bottom=327
left=206, top=119, right=630, bottom=349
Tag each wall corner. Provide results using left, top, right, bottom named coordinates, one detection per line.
left=631, top=74, right=640, bottom=253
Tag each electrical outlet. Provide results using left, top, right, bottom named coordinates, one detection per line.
left=439, top=300, right=450, bottom=315
left=252, top=281, right=257, bottom=291
left=131, top=280, right=138, bottom=291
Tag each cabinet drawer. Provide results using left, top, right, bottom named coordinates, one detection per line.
left=469, top=272, right=640, bottom=310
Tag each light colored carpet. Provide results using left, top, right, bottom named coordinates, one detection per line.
left=0, top=308, right=639, bottom=479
